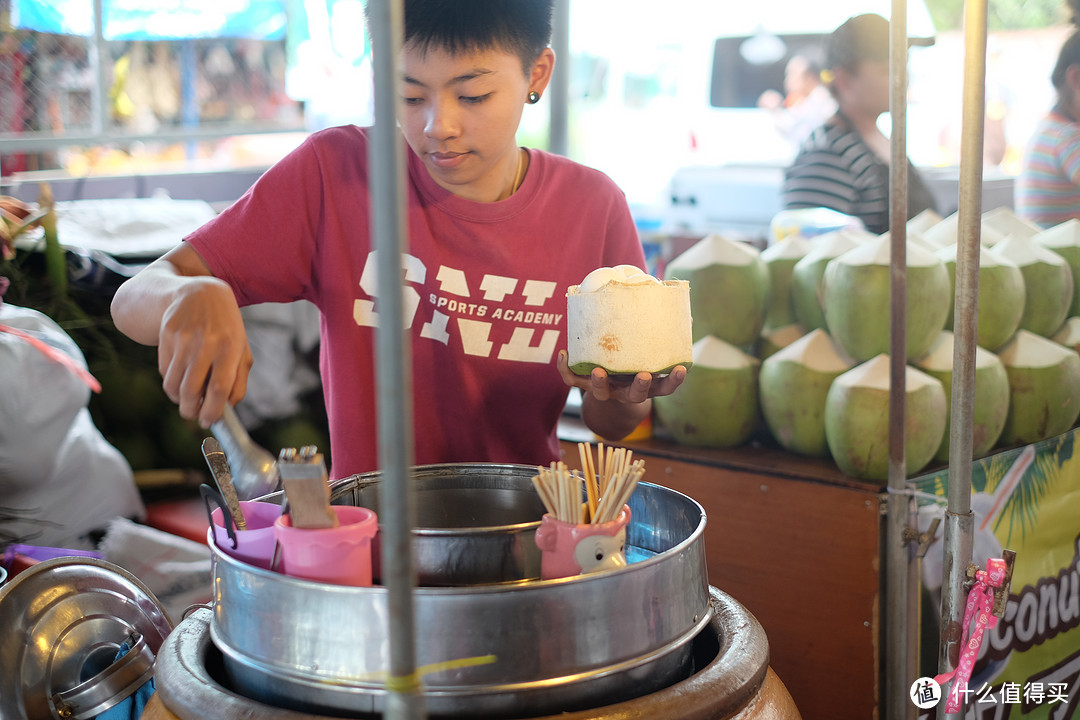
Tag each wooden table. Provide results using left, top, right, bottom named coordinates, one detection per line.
left=559, top=420, right=886, bottom=720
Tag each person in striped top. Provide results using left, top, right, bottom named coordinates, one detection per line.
left=781, top=14, right=937, bottom=235
left=1016, top=31, right=1080, bottom=228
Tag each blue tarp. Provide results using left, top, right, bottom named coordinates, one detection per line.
left=13, top=0, right=287, bottom=40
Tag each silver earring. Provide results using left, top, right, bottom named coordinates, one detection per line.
left=527, top=90, right=540, bottom=104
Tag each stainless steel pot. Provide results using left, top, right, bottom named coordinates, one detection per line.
left=213, top=467, right=711, bottom=717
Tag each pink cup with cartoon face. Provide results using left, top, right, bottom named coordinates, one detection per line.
left=534, top=505, right=631, bottom=580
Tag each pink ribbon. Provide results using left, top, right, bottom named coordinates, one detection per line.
left=0, top=323, right=101, bottom=393
left=933, top=557, right=1008, bottom=713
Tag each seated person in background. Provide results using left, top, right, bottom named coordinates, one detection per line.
left=758, top=55, right=837, bottom=150
left=781, top=13, right=938, bottom=235
left=0, top=280, right=145, bottom=551
left=1016, top=30, right=1080, bottom=227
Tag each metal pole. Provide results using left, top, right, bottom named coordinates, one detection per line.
left=885, top=0, right=918, bottom=717
left=548, top=0, right=570, bottom=156
left=938, top=1, right=988, bottom=717
left=368, top=1, right=424, bottom=718
left=92, top=0, right=108, bottom=135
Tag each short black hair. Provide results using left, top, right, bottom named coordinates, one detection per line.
left=1052, top=31, right=1080, bottom=92
left=826, top=13, right=890, bottom=72
left=367, top=0, right=553, bottom=74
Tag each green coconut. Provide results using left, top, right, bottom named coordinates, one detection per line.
left=653, top=335, right=760, bottom=448
left=823, top=234, right=952, bottom=361
left=824, top=355, right=947, bottom=480
left=983, top=206, right=1041, bottom=241
left=789, top=228, right=871, bottom=332
left=923, top=212, right=1008, bottom=249
left=757, top=322, right=807, bottom=361
left=1053, top=316, right=1080, bottom=354
left=989, top=234, right=1074, bottom=338
left=910, top=331, right=1010, bottom=462
left=1035, top=218, right=1080, bottom=317
left=664, top=234, right=769, bottom=348
left=996, top=330, right=1080, bottom=445
left=759, top=328, right=855, bottom=457
left=762, top=233, right=812, bottom=330
left=934, top=243, right=1026, bottom=351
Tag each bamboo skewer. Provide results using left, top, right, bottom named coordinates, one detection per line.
left=533, top=443, right=645, bottom=525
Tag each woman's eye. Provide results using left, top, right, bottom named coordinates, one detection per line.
left=461, top=94, right=491, bottom=104
left=401, top=96, right=423, bottom=105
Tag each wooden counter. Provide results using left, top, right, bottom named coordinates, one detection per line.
left=558, top=420, right=887, bottom=720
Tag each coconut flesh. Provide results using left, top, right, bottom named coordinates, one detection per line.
left=910, top=331, right=1010, bottom=462
left=983, top=206, right=1041, bottom=241
left=908, top=208, right=944, bottom=236
left=823, top=234, right=951, bottom=361
left=995, top=330, right=1080, bottom=445
left=653, top=335, right=760, bottom=448
left=759, top=328, right=854, bottom=457
left=922, top=212, right=1008, bottom=249
left=989, top=234, right=1074, bottom=338
left=1035, top=218, right=1080, bottom=317
left=789, top=228, right=870, bottom=332
left=762, top=233, right=812, bottom=330
left=757, top=322, right=807, bottom=360
left=934, top=243, right=1025, bottom=351
left=664, top=234, right=770, bottom=348
left=1053, top=316, right=1080, bottom=354
left=824, top=355, right=947, bottom=480
left=566, top=264, right=693, bottom=375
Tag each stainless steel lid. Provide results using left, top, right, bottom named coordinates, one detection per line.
left=0, top=556, right=173, bottom=720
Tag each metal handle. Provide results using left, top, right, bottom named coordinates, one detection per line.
left=51, top=632, right=155, bottom=720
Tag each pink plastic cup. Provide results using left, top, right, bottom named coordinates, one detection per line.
left=209, top=501, right=283, bottom=570
left=273, top=505, right=378, bottom=586
left=534, top=505, right=631, bottom=580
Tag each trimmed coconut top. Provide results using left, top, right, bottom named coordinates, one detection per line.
left=933, top=243, right=1015, bottom=269
left=923, top=213, right=1006, bottom=248
left=913, top=330, right=1000, bottom=371
left=833, top=354, right=941, bottom=391
left=799, top=228, right=870, bottom=265
left=1035, top=218, right=1080, bottom=249
left=762, top=233, right=812, bottom=262
left=668, top=234, right=761, bottom=271
left=996, top=329, right=1077, bottom=367
left=990, top=234, right=1068, bottom=268
left=692, top=335, right=758, bottom=369
left=769, top=328, right=853, bottom=372
left=761, top=323, right=806, bottom=347
left=569, top=265, right=688, bottom=295
left=835, top=233, right=943, bottom=268
left=1053, top=317, right=1080, bottom=348
left=908, top=208, right=944, bottom=235
left=983, top=206, right=1041, bottom=240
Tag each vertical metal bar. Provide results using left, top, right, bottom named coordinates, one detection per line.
left=885, top=1, right=917, bottom=718
left=91, top=0, right=108, bottom=135
left=939, top=1, right=988, bottom=717
left=368, top=1, right=424, bottom=718
left=548, top=0, right=570, bottom=156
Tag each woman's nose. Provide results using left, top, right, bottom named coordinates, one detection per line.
left=425, top=98, right=459, bottom=140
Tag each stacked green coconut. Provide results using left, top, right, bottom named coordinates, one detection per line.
left=653, top=208, right=1080, bottom=481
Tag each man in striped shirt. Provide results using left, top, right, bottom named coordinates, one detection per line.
left=781, top=14, right=937, bottom=235
left=1016, top=31, right=1080, bottom=228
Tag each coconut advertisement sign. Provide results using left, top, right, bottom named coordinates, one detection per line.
left=912, top=432, right=1080, bottom=719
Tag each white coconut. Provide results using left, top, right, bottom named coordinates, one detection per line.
left=1035, top=219, right=1080, bottom=317
left=934, top=243, right=1025, bottom=351
left=910, top=331, right=1010, bottom=462
left=566, top=268, right=692, bottom=375
left=789, top=228, right=871, bottom=332
left=653, top=336, right=760, bottom=448
left=908, top=209, right=944, bottom=236
left=1053, top=316, right=1080, bottom=354
left=760, top=329, right=855, bottom=457
left=983, top=206, right=1041, bottom=241
left=824, top=355, right=947, bottom=480
left=995, top=330, right=1080, bottom=445
left=823, top=234, right=952, bottom=361
left=762, top=233, right=812, bottom=330
left=923, top=212, right=1008, bottom=248
left=989, top=234, right=1074, bottom=338
left=882, top=229, right=939, bottom=252
left=664, top=234, right=769, bottom=348
left=757, top=322, right=807, bottom=361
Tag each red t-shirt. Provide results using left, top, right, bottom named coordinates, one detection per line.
left=187, top=126, right=644, bottom=479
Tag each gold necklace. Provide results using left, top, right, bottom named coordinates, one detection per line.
left=510, top=148, right=525, bottom=195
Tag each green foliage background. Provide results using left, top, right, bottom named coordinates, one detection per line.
left=926, top=0, right=1071, bottom=30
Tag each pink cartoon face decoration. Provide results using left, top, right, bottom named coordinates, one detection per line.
left=534, top=505, right=631, bottom=580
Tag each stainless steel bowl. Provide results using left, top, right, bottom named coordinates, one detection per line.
left=213, top=467, right=711, bottom=717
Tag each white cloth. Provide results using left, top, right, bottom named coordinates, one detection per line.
left=0, top=302, right=145, bottom=549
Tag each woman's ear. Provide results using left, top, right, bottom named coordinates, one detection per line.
left=528, top=47, right=556, bottom=100
left=1067, top=63, right=1080, bottom=95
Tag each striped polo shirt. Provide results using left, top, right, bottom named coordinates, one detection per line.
left=1016, top=109, right=1080, bottom=228
left=781, top=118, right=936, bottom=235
